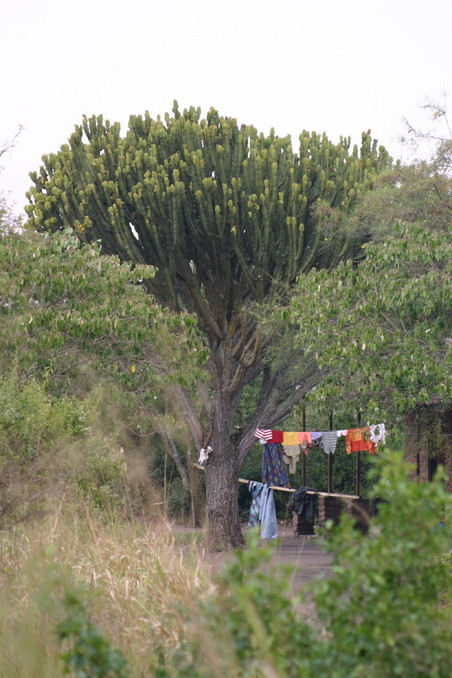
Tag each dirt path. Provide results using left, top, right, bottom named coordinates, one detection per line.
left=201, top=527, right=332, bottom=625
left=271, top=534, right=332, bottom=591
left=206, top=527, right=332, bottom=593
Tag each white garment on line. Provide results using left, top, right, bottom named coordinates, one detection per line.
left=370, top=423, right=386, bottom=445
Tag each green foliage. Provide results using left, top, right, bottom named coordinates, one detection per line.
left=310, top=452, right=451, bottom=677
left=0, top=225, right=204, bottom=522
left=166, top=476, right=190, bottom=520
left=26, top=105, right=390, bottom=311
left=58, top=590, right=128, bottom=678
left=73, top=438, right=128, bottom=512
left=283, top=159, right=452, bottom=426
left=0, top=227, right=205, bottom=386
left=0, top=449, right=449, bottom=677
left=158, top=450, right=451, bottom=677
left=155, top=530, right=315, bottom=677
left=0, top=367, right=88, bottom=459
left=0, top=369, right=137, bottom=526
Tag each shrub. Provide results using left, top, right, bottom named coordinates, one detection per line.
left=73, top=438, right=128, bottom=513
left=0, top=368, right=88, bottom=460
left=58, top=590, right=128, bottom=678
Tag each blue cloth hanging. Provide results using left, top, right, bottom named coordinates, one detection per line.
left=262, top=443, right=289, bottom=487
left=248, top=481, right=278, bottom=539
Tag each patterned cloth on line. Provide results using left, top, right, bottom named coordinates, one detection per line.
left=370, top=423, right=386, bottom=445
left=346, top=427, right=376, bottom=454
left=262, top=443, right=290, bottom=487
left=254, top=428, right=273, bottom=441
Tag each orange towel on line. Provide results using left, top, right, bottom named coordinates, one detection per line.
left=298, top=431, right=312, bottom=446
left=298, top=431, right=312, bottom=455
left=346, top=427, right=376, bottom=455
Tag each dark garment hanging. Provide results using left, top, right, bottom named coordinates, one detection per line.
left=262, top=443, right=290, bottom=487
left=288, top=486, right=318, bottom=524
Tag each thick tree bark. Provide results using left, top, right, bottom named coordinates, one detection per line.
left=205, top=388, right=244, bottom=549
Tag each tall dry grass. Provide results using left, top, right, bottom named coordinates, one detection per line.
left=0, top=505, right=214, bottom=677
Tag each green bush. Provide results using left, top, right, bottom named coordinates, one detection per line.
left=58, top=590, right=128, bottom=678
left=0, top=368, right=88, bottom=459
left=310, top=452, right=451, bottom=678
left=0, top=368, right=142, bottom=528
left=73, top=438, right=128, bottom=513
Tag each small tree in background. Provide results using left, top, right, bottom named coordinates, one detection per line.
left=26, top=103, right=390, bottom=548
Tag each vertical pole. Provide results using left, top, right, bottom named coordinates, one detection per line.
left=163, top=442, right=168, bottom=519
left=302, top=405, right=306, bottom=486
left=328, top=411, right=333, bottom=493
left=356, top=410, right=361, bottom=497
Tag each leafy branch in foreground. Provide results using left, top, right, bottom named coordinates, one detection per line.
left=58, top=590, right=128, bottom=678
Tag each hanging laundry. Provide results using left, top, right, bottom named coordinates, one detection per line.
left=282, top=444, right=301, bottom=474
left=248, top=481, right=261, bottom=527
left=321, top=431, right=338, bottom=455
left=370, top=423, right=386, bottom=446
left=262, top=443, right=290, bottom=487
left=288, top=487, right=318, bottom=524
left=270, top=430, right=284, bottom=443
left=254, top=425, right=386, bottom=455
left=282, top=431, right=299, bottom=445
left=310, top=431, right=323, bottom=447
left=346, top=427, right=376, bottom=454
left=248, top=481, right=278, bottom=539
left=254, top=428, right=273, bottom=441
left=298, top=432, right=312, bottom=454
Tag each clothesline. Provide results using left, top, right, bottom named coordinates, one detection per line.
left=193, top=464, right=359, bottom=499
left=255, top=424, right=386, bottom=456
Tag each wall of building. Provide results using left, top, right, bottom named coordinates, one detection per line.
left=404, top=409, right=452, bottom=493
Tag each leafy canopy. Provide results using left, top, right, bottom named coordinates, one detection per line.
left=26, top=103, right=390, bottom=333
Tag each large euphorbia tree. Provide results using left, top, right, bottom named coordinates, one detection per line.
left=26, top=103, right=389, bottom=548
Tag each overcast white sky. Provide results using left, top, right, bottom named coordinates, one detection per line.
left=1, top=0, right=451, bottom=215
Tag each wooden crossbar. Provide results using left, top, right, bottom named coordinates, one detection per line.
left=193, top=464, right=359, bottom=500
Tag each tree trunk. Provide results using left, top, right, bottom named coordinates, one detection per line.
left=205, top=389, right=244, bottom=550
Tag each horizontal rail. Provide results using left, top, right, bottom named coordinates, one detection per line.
left=193, top=464, right=359, bottom=499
